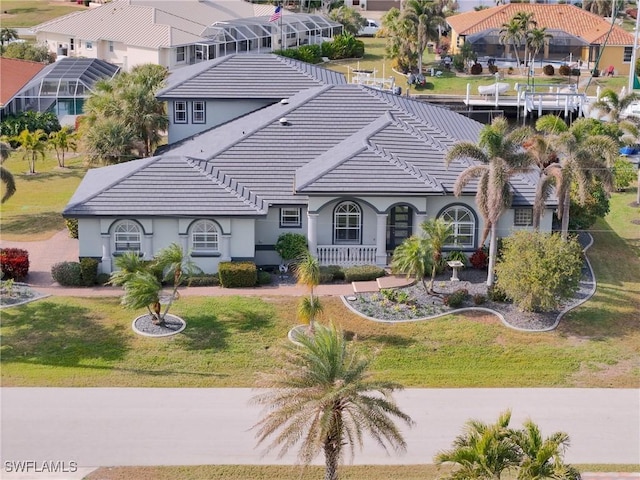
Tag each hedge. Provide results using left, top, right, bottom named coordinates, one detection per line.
left=0, top=248, right=30, bottom=280
left=344, top=265, right=386, bottom=282
left=51, top=261, right=83, bottom=286
left=218, top=261, right=257, bottom=288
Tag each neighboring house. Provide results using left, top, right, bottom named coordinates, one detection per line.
left=5, top=57, right=119, bottom=125
left=447, top=4, right=636, bottom=75
left=64, top=56, right=554, bottom=274
left=157, top=54, right=346, bottom=145
left=0, top=58, right=47, bottom=119
left=32, top=0, right=342, bottom=71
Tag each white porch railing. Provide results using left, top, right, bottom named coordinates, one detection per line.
left=316, top=245, right=378, bottom=266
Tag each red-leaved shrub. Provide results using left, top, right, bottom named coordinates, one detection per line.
left=0, top=248, right=30, bottom=280
left=470, top=248, right=488, bottom=269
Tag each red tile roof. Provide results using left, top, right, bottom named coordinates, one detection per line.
left=447, top=4, right=634, bottom=46
left=0, top=58, right=47, bottom=107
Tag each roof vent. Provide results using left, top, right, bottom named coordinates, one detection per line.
left=280, top=98, right=289, bottom=104
left=279, top=117, right=289, bottom=125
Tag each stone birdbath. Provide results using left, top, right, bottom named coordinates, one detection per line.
left=447, top=260, right=464, bottom=282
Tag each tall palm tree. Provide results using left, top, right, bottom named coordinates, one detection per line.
left=0, top=141, right=16, bottom=203
left=405, top=0, right=446, bottom=73
left=13, top=128, right=48, bottom=174
left=421, top=218, right=453, bottom=293
left=513, top=12, right=536, bottom=66
left=514, top=420, right=581, bottom=480
left=445, top=117, right=532, bottom=286
left=435, top=410, right=520, bottom=480
left=526, top=27, right=552, bottom=69
left=252, top=323, right=413, bottom=480
left=591, top=88, right=640, bottom=144
left=293, top=251, right=323, bottom=332
left=391, top=234, right=432, bottom=292
left=537, top=117, right=618, bottom=240
left=499, top=18, right=526, bottom=73
left=48, top=126, right=77, bottom=168
left=382, top=8, right=419, bottom=73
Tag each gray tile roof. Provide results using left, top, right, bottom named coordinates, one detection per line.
left=66, top=81, right=551, bottom=218
left=157, top=54, right=346, bottom=100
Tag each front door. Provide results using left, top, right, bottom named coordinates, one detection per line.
left=386, top=205, right=413, bottom=251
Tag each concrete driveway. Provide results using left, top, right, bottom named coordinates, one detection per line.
left=1, top=388, right=638, bottom=478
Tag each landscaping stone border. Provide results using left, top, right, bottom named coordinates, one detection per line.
left=132, top=313, right=186, bottom=337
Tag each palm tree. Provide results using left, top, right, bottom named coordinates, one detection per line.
left=293, top=251, right=323, bottom=332
left=0, top=28, right=18, bottom=47
left=252, top=323, right=413, bottom=480
left=526, top=27, right=552, bottom=69
left=13, top=128, right=48, bottom=174
left=499, top=18, right=526, bottom=73
left=83, top=118, right=137, bottom=165
left=382, top=8, right=419, bottom=73
left=121, top=270, right=165, bottom=325
left=445, top=117, right=532, bottom=286
left=421, top=218, right=453, bottom=293
left=591, top=88, right=640, bottom=143
left=0, top=141, right=16, bottom=203
left=108, top=250, right=148, bottom=287
left=537, top=117, right=618, bottom=240
left=514, top=420, right=581, bottom=480
left=405, top=0, right=446, bottom=74
left=153, top=242, right=201, bottom=303
left=328, top=6, right=367, bottom=36
left=513, top=11, right=537, bottom=69
left=48, top=126, right=77, bottom=168
left=391, top=234, right=432, bottom=292
left=435, top=410, right=520, bottom=480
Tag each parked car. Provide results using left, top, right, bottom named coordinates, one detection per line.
left=358, top=19, right=380, bottom=36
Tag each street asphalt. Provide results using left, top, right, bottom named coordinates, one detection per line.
left=1, top=388, right=638, bottom=479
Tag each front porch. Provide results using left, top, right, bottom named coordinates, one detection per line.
left=316, top=245, right=378, bottom=266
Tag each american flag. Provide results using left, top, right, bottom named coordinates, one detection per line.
left=269, top=5, right=282, bottom=22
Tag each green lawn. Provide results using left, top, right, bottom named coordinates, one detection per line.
left=0, top=0, right=85, bottom=28
left=84, top=464, right=640, bottom=480
left=3, top=188, right=639, bottom=389
left=0, top=152, right=87, bottom=241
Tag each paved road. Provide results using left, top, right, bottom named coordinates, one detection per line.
left=1, top=388, right=638, bottom=478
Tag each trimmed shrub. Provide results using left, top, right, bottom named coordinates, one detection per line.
left=344, top=265, right=386, bottom=282
left=274, top=233, right=308, bottom=262
left=470, top=63, right=483, bottom=75
left=79, top=257, right=99, bottom=286
left=473, top=294, right=486, bottom=305
left=326, top=265, right=345, bottom=281
left=0, top=248, right=30, bottom=280
left=488, top=64, right=499, bottom=74
left=51, top=261, right=83, bottom=286
left=558, top=64, right=571, bottom=76
left=444, top=288, right=469, bottom=308
left=96, top=272, right=111, bottom=285
left=470, top=248, right=489, bottom=269
left=65, top=218, right=79, bottom=239
left=614, top=158, right=636, bottom=190
left=543, top=64, right=555, bottom=76
left=257, top=270, right=272, bottom=286
left=218, top=261, right=257, bottom=288
left=488, top=284, right=510, bottom=302
left=187, top=274, right=220, bottom=287
left=495, top=231, right=583, bottom=312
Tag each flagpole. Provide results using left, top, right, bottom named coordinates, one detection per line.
left=280, top=3, right=284, bottom=50
left=629, top=10, right=640, bottom=92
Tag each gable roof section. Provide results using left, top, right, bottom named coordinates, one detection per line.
left=0, top=58, right=47, bottom=106
left=447, top=4, right=634, bottom=45
left=65, top=155, right=265, bottom=217
left=157, top=54, right=346, bottom=100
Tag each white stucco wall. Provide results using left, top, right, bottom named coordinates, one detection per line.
left=255, top=205, right=307, bottom=266
left=167, top=98, right=275, bottom=145
left=230, top=218, right=255, bottom=259
left=77, top=218, right=102, bottom=258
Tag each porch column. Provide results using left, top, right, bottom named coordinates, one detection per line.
left=375, top=213, right=388, bottom=266
left=143, top=234, right=153, bottom=260
left=100, top=234, right=112, bottom=274
left=221, top=234, right=232, bottom=261
left=179, top=234, right=188, bottom=253
left=414, top=214, right=428, bottom=235
left=307, top=213, right=318, bottom=257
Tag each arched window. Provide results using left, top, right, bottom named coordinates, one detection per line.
left=113, top=220, right=141, bottom=252
left=439, top=205, right=475, bottom=249
left=334, top=201, right=361, bottom=244
left=191, top=220, right=219, bottom=252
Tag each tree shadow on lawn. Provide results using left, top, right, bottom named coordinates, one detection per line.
left=0, top=301, right=128, bottom=367
left=17, top=167, right=85, bottom=182
left=175, top=312, right=230, bottom=351
left=1, top=211, right=65, bottom=236
left=355, top=333, right=417, bottom=348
